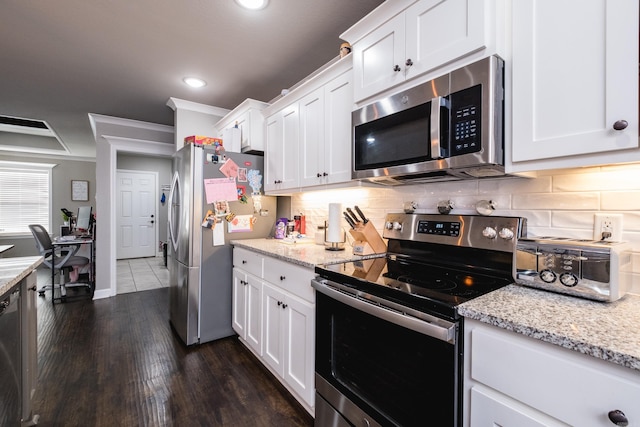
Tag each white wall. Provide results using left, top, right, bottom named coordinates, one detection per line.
left=291, top=163, right=640, bottom=294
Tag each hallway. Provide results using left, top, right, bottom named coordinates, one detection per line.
left=116, top=257, right=168, bottom=293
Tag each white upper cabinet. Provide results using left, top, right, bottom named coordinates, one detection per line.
left=300, top=70, right=353, bottom=187
left=214, top=99, right=269, bottom=153
left=345, top=0, right=488, bottom=103
left=263, top=57, right=353, bottom=194
left=299, top=87, right=325, bottom=187
left=264, top=104, right=299, bottom=193
left=508, top=0, right=639, bottom=171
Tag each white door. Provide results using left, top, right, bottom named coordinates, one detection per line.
left=116, top=170, right=157, bottom=259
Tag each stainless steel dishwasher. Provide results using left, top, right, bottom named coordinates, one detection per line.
left=0, top=285, right=22, bottom=426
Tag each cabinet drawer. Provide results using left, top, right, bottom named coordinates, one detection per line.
left=233, top=248, right=263, bottom=278
left=263, top=257, right=315, bottom=303
left=471, top=325, right=640, bottom=426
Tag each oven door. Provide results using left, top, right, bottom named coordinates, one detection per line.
left=312, top=278, right=461, bottom=427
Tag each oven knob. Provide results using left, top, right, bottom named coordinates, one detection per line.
left=393, top=221, right=403, bottom=231
left=482, top=226, right=497, bottom=239
left=539, top=269, right=557, bottom=283
left=560, top=273, right=579, bottom=287
left=498, top=228, right=514, bottom=240
left=385, top=221, right=393, bottom=230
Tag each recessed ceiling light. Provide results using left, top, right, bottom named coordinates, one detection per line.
left=183, top=77, right=207, bottom=88
left=235, top=0, right=269, bottom=10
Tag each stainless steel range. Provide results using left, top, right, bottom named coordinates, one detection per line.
left=312, top=213, right=526, bottom=427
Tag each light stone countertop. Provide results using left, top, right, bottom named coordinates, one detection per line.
left=230, top=238, right=385, bottom=269
left=0, top=256, right=43, bottom=297
left=231, top=239, right=640, bottom=372
left=459, top=284, right=640, bottom=371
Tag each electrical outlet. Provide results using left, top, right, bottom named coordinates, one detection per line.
left=593, top=213, right=623, bottom=241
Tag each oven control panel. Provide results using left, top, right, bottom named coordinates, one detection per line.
left=383, top=213, right=527, bottom=252
left=416, top=220, right=460, bottom=236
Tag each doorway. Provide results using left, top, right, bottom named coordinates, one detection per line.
left=116, top=169, right=157, bottom=260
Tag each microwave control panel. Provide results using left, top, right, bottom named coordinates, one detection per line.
left=449, top=84, right=482, bottom=156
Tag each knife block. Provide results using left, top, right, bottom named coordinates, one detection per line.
left=349, top=221, right=387, bottom=255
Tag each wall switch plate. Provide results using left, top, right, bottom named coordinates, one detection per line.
left=593, top=213, right=623, bottom=241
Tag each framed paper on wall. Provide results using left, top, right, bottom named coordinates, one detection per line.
left=71, top=180, right=89, bottom=201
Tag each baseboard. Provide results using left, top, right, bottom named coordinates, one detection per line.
left=93, top=288, right=112, bottom=300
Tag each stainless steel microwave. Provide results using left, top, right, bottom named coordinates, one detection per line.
left=352, top=55, right=505, bottom=185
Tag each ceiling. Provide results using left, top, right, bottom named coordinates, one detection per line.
left=0, top=0, right=385, bottom=160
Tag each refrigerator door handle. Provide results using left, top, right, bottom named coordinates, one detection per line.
left=168, top=171, right=181, bottom=252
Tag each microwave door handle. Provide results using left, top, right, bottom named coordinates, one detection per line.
left=430, top=96, right=445, bottom=159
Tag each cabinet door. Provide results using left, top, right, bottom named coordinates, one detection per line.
left=262, top=283, right=285, bottom=377
left=511, top=0, right=639, bottom=164
left=234, top=112, right=250, bottom=151
left=231, top=268, right=247, bottom=338
left=324, top=70, right=354, bottom=185
left=280, top=104, right=300, bottom=190
left=283, top=294, right=315, bottom=408
left=299, top=87, right=326, bottom=187
left=265, top=113, right=283, bottom=192
left=352, top=12, right=406, bottom=102
left=405, top=0, right=486, bottom=80
left=245, top=273, right=263, bottom=355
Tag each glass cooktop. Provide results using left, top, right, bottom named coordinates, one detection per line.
left=315, top=255, right=514, bottom=320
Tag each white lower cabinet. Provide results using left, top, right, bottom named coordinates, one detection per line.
left=464, top=319, right=640, bottom=427
left=232, top=268, right=263, bottom=356
left=262, top=282, right=315, bottom=407
left=232, top=247, right=316, bottom=414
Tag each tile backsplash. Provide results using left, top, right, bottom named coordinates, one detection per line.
left=291, top=164, right=640, bottom=295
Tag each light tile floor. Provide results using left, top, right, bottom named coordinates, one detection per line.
left=35, top=257, right=169, bottom=296
left=116, top=257, right=169, bottom=294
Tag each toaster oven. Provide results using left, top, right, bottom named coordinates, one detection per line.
left=515, top=237, right=632, bottom=302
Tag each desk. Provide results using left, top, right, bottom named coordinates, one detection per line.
left=50, top=237, right=94, bottom=303
left=0, top=244, right=14, bottom=257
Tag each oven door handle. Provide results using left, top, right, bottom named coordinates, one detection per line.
left=312, top=279, right=456, bottom=344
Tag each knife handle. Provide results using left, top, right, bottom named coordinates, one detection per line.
left=343, top=213, right=356, bottom=229
left=354, top=206, right=368, bottom=223
left=345, top=208, right=360, bottom=224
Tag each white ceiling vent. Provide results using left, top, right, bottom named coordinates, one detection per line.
left=0, top=115, right=69, bottom=155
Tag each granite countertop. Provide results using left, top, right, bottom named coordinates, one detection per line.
left=459, top=284, right=640, bottom=372
left=230, top=238, right=385, bottom=269
left=0, top=256, right=44, bottom=296
left=231, top=239, right=640, bottom=373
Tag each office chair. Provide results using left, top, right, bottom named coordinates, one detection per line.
left=28, top=224, right=91, bottom=300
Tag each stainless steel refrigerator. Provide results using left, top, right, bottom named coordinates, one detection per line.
left=168, top=144, right=276, bottom=346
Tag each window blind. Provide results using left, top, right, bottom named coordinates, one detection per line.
left=0, top=166, right=51, bottom=234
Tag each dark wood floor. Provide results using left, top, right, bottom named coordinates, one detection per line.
left=33, top=287, right=314, bottom=427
